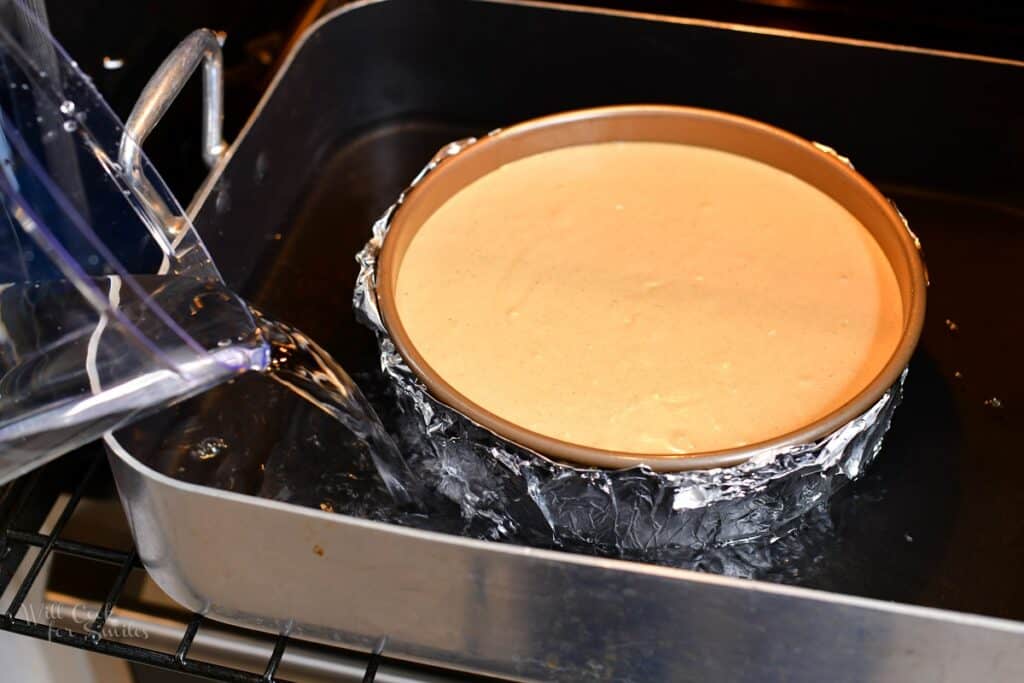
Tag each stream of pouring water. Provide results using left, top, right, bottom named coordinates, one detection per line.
left=251, top=312, right=416, bottom=507
left=111, top=304, right=419, bottom=511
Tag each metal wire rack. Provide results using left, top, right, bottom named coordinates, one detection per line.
left=0, top=448, right=385, bottom=683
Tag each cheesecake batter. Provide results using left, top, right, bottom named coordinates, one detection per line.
left=395, top=142, right=903, bottom=455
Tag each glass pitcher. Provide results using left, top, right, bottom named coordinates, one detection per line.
left=0, top=1, right=265, bottom=483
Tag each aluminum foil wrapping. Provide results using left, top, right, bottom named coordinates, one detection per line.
left=353, top=136, right=906, bottom=560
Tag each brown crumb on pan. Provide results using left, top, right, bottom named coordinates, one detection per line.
left=313, top=544, right=324, bottom=557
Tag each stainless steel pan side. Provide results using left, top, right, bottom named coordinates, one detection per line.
left=106, top=441, right=1024, bottom=682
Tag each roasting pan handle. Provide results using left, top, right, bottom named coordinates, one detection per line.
left=120, top=28, right=226, bottom=171
left=118, top=29, right=227, bottom=237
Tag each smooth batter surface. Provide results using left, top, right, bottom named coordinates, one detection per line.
left=395, top=142, right=903, bottom=455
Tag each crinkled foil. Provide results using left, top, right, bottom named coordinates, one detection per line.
left=353, top=136, right=906, bottom=558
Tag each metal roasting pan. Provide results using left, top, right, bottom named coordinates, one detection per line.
left=104, top=1, right=1024, bottom=680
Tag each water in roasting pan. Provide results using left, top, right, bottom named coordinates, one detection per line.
left=110, top=307, right=419, bottom=512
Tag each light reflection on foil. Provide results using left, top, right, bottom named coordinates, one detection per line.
left=353, top=134, right=906, bottom=562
